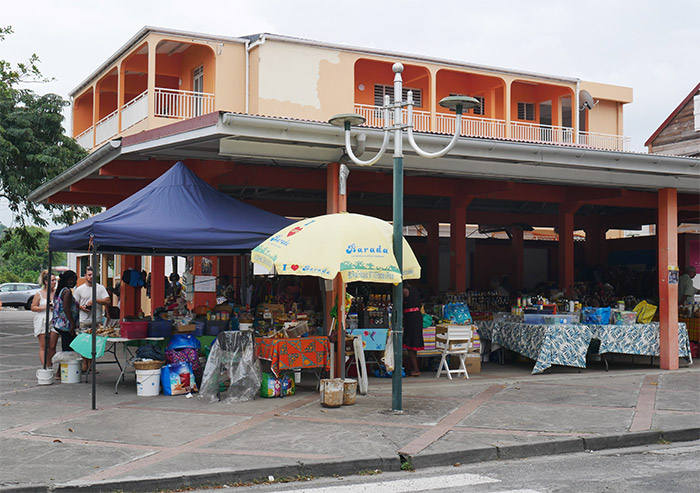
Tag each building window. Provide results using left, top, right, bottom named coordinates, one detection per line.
left=517, top=102, right=535, bottom=121
left=451, top=93, right=484, bottom=115
left=374, top=84, right=422, bottom=107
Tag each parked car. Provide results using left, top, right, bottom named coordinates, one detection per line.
left=0, top=282, right=41, bottom=310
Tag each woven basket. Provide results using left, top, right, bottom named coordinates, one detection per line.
left=133, top=360, right=163, bottom=370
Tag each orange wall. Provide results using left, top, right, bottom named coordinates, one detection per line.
left=73, top=91, right=93, bottom=134
left=510, top=81, right=574, bottom=125
left=435, top=70, right=505, bottom=118
left=354, top=59, right=429, bottom=109
left=181, top=45, right=216, bottom=93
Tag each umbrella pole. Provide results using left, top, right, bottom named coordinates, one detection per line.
left=335, top=275, right=345, bottom=380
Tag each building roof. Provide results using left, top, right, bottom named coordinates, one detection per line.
left=644, top=81, right=700, bottom=147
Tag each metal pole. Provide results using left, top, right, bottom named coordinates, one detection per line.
left=91, top=247, right=97, bottom=410
left=43, top=251, right=53, bottom=369
left=391, top=63, right=404, bottom=412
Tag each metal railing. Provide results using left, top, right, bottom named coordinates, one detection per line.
left=354, top=104, right=431, bottom=132
left=75, top=126, right=94, bottom=150
left=578, top=131, right=631, bottom=152
left=510, top=121, right=574, bottom=144
left=95, top=109, right=119, bottom=145
left=154, top=88, right=214, bottom=119
left=436, top=113, right=506, bottom=139
left=120, top=90, right=148, bottom=131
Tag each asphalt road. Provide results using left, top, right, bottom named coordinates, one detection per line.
left=188, top=441, right=700, bottom=493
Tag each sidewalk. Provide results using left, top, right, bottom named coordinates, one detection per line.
left=1, top=310, right=698, bottom=493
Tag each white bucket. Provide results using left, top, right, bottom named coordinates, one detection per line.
left=60, top=361, right=81, bottom=383
left=135, top=369, right=161, bottom=397
left=36, top=368, right=54, bottom=386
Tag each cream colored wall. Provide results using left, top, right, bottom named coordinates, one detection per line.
left=256, top=40, right=354, bottom=122
left=580, top=81, right=633, bottom=104
left=214, top=43, right=246, bottom=113
left=587, top=100, right=621, bottom=135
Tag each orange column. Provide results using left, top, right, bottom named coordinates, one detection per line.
left=512, top=226, right=524, bottom=291
left=450, top=197, right=470, bottom=292
left=426, top=221, right=440, bottom=293
left=658, top=188, right=679, bottom=370
left=326, top=163, right=346, bottom=378
left=558, top=205, right=575, bottom=297
left=151, top=256, right=165, bottom=312
left=119, top=255, right=141, bottom=317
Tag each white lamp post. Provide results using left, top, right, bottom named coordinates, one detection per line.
left=330, top=62, right=479, bottom=412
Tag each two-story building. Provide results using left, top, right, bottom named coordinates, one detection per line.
left=29, top=27, right=700, bottom=369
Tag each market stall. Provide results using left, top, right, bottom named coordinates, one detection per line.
left=46, top=162, right=293, bottom=408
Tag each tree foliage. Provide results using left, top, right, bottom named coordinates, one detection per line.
left=0, top=26, right=92, bottom=253
left=0, top=226, right=66, bottom=283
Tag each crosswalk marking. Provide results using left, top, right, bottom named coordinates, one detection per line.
left=275, top=472, right=499, bottom=493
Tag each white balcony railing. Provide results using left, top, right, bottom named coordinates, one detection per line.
left=154, top=88, right=215, bottom=119
left=121, top=90, right=148, bottom=131
left=510, top=121, right=574, bottom=145
left=353, top=104, right=431, bottom=132
left=95, top=109, right=119, bottom=145
left=436, top=113, right=506, bottom=139
left=578, top=131, right=631, bottom=152
left=75, top=126, right=94, bottom=150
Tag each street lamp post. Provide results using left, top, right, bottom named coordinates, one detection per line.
left=330, top=63, right=478, bottom=412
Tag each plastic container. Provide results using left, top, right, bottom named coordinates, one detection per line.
left=239, top=323, right=253, bottom=331
left=319, top=378, right=344, bottom=407
left=36, top=368, right=54, bottom=385
left=192, top=321, right=205, bottom=336
left=342, top=379, right=357, bottom=405
left=61, top=360, right=81, bottom=383
left=148, top=319, right=173, bottom=338
left=543, top=313, right=580, bottom=325
left=523, top=314, right=546, bottom=325
left=613, top=311, right=637, bottom=325
left=135, top=368, right=161, bottom=396
left=205, top=320, right=228, bottom=336
left=120, top=321, right=148, bottom=339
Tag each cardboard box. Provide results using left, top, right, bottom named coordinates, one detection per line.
left=448, top=352, right=481, bottom=373
left=174, top=324, right=196, bottom=333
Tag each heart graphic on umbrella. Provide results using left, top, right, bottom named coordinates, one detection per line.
left=287, top=227, right=303, bottom=237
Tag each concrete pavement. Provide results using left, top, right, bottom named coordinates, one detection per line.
left=1, top=309, right=698, bottom=493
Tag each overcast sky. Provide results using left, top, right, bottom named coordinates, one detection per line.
left=2, top=0, right=699, bottom=228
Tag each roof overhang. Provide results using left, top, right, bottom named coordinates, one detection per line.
left=29, top=112, right=700, bottom=205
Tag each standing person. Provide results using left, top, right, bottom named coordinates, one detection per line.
left=679, top=266, right=699, bottom=305
left=75, top=266, right=111, bottom=328
left=402, top=283, right=424, bottom=377
left=31, top=270, right=58, bottom=366
left=74, top=266, right=110, bottom=372
left=53, top=270, right=79, bottom=353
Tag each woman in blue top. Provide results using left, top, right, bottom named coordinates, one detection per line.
left=53, top=270, right=80, bottom=352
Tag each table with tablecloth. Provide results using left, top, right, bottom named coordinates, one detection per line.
left=255, top=336, right=330, bottom=376
left=475, top=321, right=690, bottom=374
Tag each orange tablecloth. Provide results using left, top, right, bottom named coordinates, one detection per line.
left=255, top=336, right=330, bottom=376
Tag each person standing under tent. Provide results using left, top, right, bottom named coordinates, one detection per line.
left=31, top=270, right=58, bottom=366
left=403, top=283, right=424, bottom=377
left=74, top=266, right=110, bottom=372
left=53, top=270, right=79, bottom=352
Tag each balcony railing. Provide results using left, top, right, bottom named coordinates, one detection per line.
left=510, top=121, right=574, bottom=145
left=155, top=88, right=215, bottom=119
left=578, top=131, right=631, bottom=152
left=354, top=104, right=431, bottom=132
left=75, top=127, right=94, bottom=150
left=436, top=113, right=506, bottom=139
left=121, top=90, right=148, bottom=131
left=95, top=109, right=119, bottom=145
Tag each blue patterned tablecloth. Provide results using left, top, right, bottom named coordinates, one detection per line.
left=475, top=321, right=689, bottom=374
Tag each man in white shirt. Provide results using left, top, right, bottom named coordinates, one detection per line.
left=75, top=266, right=111, bottom=329
left=679, top=266, right=698, bottom=306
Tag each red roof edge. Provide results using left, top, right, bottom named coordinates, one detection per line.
left=645, top=82, right=700, bottom=148
left=121, top=111, right=220, bottom=147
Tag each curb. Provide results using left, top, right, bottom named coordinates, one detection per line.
left=2, top=429, right=699, bottom=492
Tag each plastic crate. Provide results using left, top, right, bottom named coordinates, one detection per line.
left=120, top=321, right=148, bottom=339
left=543, top=313, right=579, bottom=325
left=205, top=320, right=229, bottom=336
left=360, top=309, right=390, bottom=329
left=148, top=319, right=173, bottom=337
left=523, top=314, right=546, bottom=325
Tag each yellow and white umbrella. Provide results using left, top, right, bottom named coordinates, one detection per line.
left=251, top=213, right=420, bottom=283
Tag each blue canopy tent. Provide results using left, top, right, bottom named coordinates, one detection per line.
left=46, top=161, right=293, bottom=408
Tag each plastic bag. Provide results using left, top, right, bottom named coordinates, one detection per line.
left=136, top=344, right=164, bottom=361
left=161, top=362, right=198, bottom=395
left=166, top=333, right=201, bottom=352
left=382, top=329, right=394, bottom=372
left=260, top=372, right=295, bottom=398
left=199, top=331, right=261, bottom=403
left=69, top=333, right=107, bottom=359
left=52, top=351, right=82, bottom=366
left=581, top=307, right=612, bottom=325
left=633, top=301, right=657, bottom=324
left=443, top=302, right=472, bottom=324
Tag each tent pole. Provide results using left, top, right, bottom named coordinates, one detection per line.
left=91, top=245, right=97, bottom=410
left=44, top=251, right=53, bottom=369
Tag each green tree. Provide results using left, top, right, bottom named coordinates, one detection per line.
left=0, top=226, right=66, bottom=283
left=0, top=26, right=91, bottom=253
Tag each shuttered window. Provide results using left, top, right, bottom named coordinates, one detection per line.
left=517, top=102, right=535, bottom=121
left=450, top=93, right=485, bottom=115
left=374, top=84, right=422, bottom=107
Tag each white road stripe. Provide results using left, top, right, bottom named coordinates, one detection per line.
left=275, top=472, right=499, bottom=493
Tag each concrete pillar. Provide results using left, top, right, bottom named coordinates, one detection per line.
left=450, top=197, right=470, bottom=292
left=658, top=188, right=679, bottom=370
left=512, top=226, right=524, bottom=291
left=426, top=221, right=440, bottom=294
left=558, top=205, right=575, bottom=297
left=326, top=163, right=346, bottom=378
left=151, top=256, right=165, bottom=312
